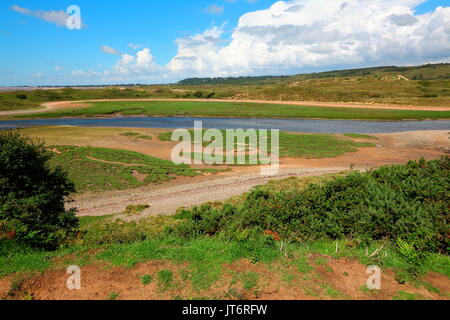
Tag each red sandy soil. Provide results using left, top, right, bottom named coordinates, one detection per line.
left=1, top=257, right=448, bottom=300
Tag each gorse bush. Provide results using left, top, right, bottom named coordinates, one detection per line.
left=0, top=131, right=79, bottom=250
left=169, top=158, right=449, bottom=253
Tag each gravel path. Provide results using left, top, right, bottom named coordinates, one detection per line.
left=72, top=167, right=348, bottom=217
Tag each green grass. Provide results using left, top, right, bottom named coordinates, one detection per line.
left=49, top=146, right=218, bottom=192
left=240, top=272, right=259, bottom=290
left=343, top=134, right=378, bottom=140
left=278, top=132, right=375, bottom=158
left=120, top=132, right=152, bottom=140
left=159, top=130, right=375, bottom=160
left=1, top=227, right=449, bottom=297
left=13, top=100, right=450, bottom=120
left=157, top=270, right=175, bottom=291
left=140, top=274, right=153, bottom=285
left=392, top=291, right=420, bottom=300
left=0, top=241, right=54, bottom=277
left=108, top=292, right=120, bottom=300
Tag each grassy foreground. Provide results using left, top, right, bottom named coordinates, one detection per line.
left=12, top=100, right=450, bottom=120
left=1, top=164, right=449, bottom=300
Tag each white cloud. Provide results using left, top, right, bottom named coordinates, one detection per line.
left=166, top=0, right=450, bottom=77
left=167, top=25, right=226, bottom=75
left=72, top=69, right=101, bottom=77
left=11, top=5, right=71, bottom=27
left=100, top=45, right=121, bottom=55
left=110, top=48, right=160, bottom=78
left=72, top=0, right=450, bottom=83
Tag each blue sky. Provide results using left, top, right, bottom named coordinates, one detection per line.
left=1, top=0, right=449, bottom=85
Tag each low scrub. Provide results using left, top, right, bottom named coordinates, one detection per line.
left=169, top=158, right=449, bottom=253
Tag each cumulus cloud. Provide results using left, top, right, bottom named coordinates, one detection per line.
left=166, top=0, right=450, bottom=77
left=11, top=5, right=71, bottom=27
left=76, top=0, right=450, bottom=83
left=389, top=13, right=419, bottom=26
left=110, top=48, right=160, bottom=76
left=167, top=26, right=226, bottom=75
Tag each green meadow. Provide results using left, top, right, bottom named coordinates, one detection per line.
left=12, top=100, right=450, bottom=120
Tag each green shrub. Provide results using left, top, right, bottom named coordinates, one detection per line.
left=395, top=237, right=429, bottom=280
left=169, top=158, right=449, bottom=253
left=0, top=131, right=79, bottom=250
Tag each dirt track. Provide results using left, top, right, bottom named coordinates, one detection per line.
left=72, top=167, right=347, bottom=217
left=1, top=98, right=449, bottom=117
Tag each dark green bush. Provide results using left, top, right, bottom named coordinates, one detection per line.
left=0, top=131, right=79, bottom=250
left=169, top=158, right=449, bottom=253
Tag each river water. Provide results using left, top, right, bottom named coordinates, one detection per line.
left=0, top=116, right=448, bottom=134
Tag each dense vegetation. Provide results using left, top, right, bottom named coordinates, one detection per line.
left=0, top=131, right=79, bottom=250
left=170, top=158, right=450, bottom=254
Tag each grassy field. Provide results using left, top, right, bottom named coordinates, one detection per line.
left=12, top=100, right=450, bottom=120
left=159, top=130, right=376, bottom=159
left=49, top=146, right=217, bottom=193
left=1, top=172, right=449, bottom=300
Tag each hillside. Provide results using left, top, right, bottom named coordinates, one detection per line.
left=178, top=63, right=450, bottom=85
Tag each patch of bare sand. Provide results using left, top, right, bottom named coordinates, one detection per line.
left=313, top=256, right=446, bottom=300
left=0, top=101, right=89, bottom=116
left=6, top=258, right=448, bottom=300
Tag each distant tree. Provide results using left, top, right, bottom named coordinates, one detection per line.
left=0, top=131, right=79, bottom=250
